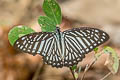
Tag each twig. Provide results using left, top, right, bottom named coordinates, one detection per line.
left=32, top=63, right=44, bottom=80
left=100, top=72, right=112, bottom=80
left=81, top=58, right=96, bottom=80
left=70, top=67, right=76, bottom=80
left=100, top=57, right=120, bottom=80
left=70, top=67, right=79, bottom=80
left=81, top=50, right=104, bottom=80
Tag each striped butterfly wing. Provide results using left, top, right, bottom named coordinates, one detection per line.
left=14, top=32, right=63, bottom=68
left=63, top=27, right=109, bottom=67
left=14, top=32, right=54, bottom=56
left=42, top=36, right=63, bottom=68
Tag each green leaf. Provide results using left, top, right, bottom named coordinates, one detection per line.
left=71, top=65, right=77, bottom=70
left=74, top=72, right=79, bottom=79
left=43, top=0, right=62, bottom=25
left=104, top=46, right=119, bottom=74
left=94, top=47, right=99, bottom=53
left=8, top=25, right=35, bottom=46
left=38, top=16, right=56, bottom=32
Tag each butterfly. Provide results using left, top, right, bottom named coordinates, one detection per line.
left=14, top=27, right=109, bottom=68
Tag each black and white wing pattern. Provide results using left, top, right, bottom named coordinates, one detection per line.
left=42, top=36, right=64, bottom=68
left=13, top=27, right=109, bottom=68
left=63, top=27, right=109, bottom=67
left=14, top=32, right=54, bottom=56
left=14, top=32, right=63, bottom=68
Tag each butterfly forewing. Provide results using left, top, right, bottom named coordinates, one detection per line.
left=14, top=32, right=54, bottom=56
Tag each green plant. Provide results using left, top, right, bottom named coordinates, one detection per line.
left=8, top=0, right=119, bottom=80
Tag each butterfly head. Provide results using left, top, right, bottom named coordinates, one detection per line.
left=56, top=26, right=61, bottom=33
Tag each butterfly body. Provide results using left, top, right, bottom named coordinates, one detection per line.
left=14, top=27, right=109, bottom=68
left=54, top=27, right=65, bottom=61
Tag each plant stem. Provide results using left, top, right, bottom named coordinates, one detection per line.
left=100, top=72, right=112, bottom=80
left=70, top=67, right=79, bottom=80
left=81, top=58, right=97, bottom=80
left=81, top=50, right=104, bottom=80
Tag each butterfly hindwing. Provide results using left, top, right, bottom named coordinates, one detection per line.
left=42, top=36, right=63, bottom=68
left=62, top=33, right=83, bottom=67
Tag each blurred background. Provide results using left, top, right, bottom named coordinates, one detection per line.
left=0, top=0, right=120, bottom=80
